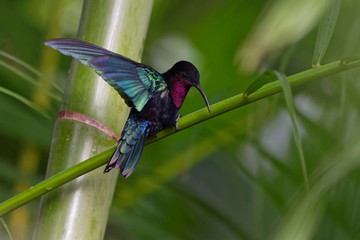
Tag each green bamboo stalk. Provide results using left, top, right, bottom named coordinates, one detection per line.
left=1, top=56, right=360, bottom=218
left=32, top=1, right=154, bottom=239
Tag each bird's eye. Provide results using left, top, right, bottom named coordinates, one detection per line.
left=181, top=72, right=187, bottom=78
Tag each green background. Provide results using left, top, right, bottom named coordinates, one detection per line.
left=1, top=0, right=360, bottom=239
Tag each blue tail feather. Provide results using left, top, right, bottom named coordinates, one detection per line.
left=104, top=118, right=150, bottom=178
left=120, top=131, right=148, bottom=177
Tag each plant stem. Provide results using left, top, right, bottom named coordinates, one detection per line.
left=0, top=56, right=360, bottom=219
left=148, top=58, right=360, bottom=142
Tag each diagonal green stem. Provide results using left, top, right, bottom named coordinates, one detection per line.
left=0, top=57, right=360, bottom=217
left=148, top=57, right=360, bottom=143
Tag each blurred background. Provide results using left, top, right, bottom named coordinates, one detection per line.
left=1, top=0, right=360, bottom=239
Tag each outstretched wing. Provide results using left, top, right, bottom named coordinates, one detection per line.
left=45, top=38, right=167, bottom=111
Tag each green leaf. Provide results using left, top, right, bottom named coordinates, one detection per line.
left=274, top=138, right=360, bottom=240
left=0, top=217, right=13, bottom=240
left=275, top=71, right=309, bottom=191
left=236, top=0, right=330, bottom=72
left=0, top=50, right=64, bottom=94
left=243, top=70, right=277, bottom=98
left=0, top=86, right=51, bottom=119
left=0, top=93, right=54, bottom=148
left=312, top=0, right=342, bottom=67
left=169, top=185, right=253, bottom=240
left=0, top=59, right=62, bottom=102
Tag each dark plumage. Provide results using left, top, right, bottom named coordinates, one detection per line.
left=45, top=38, right=210, bottom=178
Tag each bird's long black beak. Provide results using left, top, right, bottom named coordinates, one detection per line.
left=195, top=84, right=211, bottom=112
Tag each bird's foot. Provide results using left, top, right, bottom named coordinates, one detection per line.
left=175, top=114, right=181, bottom=130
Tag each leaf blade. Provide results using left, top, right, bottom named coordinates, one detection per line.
left=312, top=0, right=342, bottom=67
left=0, top=86, right=51, bottom=119
left=0, top=50, right=63, bottom=94
left=243, top=70, right=278, bottom=98
left=275, top=71, right=309, bottom=191
left=0, top=59, right=62, bottom=102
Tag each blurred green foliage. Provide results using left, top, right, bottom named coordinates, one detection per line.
left=1, top=0, right=360, bottom=239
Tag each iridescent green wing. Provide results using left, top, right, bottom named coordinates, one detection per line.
left=90, top=56, right=167, bottom=111
left=45, top=38, right=167, bottom=111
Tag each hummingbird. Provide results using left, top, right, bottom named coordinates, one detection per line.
left=45, top=38, right=210, bottom=178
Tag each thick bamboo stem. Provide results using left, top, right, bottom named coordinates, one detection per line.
left=32, top=1, right=154, bottom=239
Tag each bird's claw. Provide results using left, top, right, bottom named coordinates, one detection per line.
left=175, top=114, right=181, bottom=130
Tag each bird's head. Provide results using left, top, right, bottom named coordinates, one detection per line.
left=166, top=61, right=210, bottom=112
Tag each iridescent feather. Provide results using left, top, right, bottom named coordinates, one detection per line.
left=107, top=118, right=150, bottom=178
left=45, top=39, right=210, bottom=178
left=45, top=39, right=166, bottom=111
